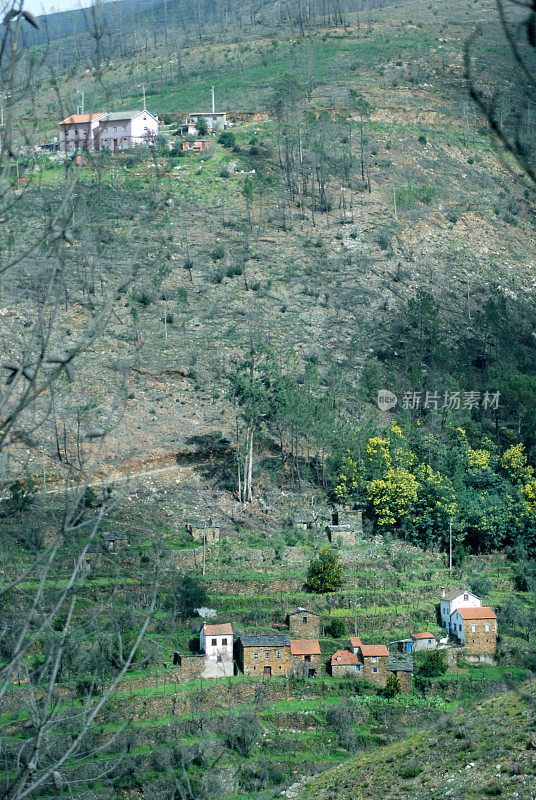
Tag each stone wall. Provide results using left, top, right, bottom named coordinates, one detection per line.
left=392, top=670, right=412, bottom=692
left=177, top=654, right=205, bottom=680
left=292, top=653, right=322, bottom=677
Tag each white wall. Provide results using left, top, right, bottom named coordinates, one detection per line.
left=440, top=591, right=481, bottom=631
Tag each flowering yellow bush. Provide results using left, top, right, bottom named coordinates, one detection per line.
left=415, top=463, right=457, bottom=519
left=334, top=453, right=359, bottom=502
left=367, top=467, right=419, bottom=526
left=501, top=443, right=534, bottom=483
left=467, top=448, right=491, bottom=472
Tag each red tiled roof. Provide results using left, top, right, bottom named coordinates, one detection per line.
left=456, top=607, right=496, bottom=620
left=411, top=632, right=435, bottom=640
left=291, top=639, right=321, bottom=656
left=60, top=113, right=106, bottom=124
left=350, top=636, right=362, bottom=648
left=203, top=623, right=233, bottom=635
left=359, top=644, right=389, bottom=657
left=331, top=649, right=361, bottom=665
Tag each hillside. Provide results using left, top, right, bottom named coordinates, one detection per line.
left=290, top=679, right=536, bottom=800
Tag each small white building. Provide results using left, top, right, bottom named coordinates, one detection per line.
left=199, top=622, right=234, bottom=675
left=59, top=112, right=107, bottom=151
left=439, top=588, right=481, bottom=633
left=410, top=632, right=437, bottom=652
left=98, top=109, right=159, bottom=150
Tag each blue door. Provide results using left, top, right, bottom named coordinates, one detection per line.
left=407, top=642, right=412, bottom=653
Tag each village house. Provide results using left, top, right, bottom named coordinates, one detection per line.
left=332, top=505, right=363, bottom=533
left=331, top=649, right=363, bottom=677
left=356, top=644, right=390, bottom=686
left=387, top=654, right=413, bottom=692
left=449, top=607, right=497, bottom=656
left=292, top=512, right=314, bottom=531
left=238, top=634, right=292, bottom=677
left=440, top=588, right=481, bottom=632
left=98, top=110, right=159, bottom=150
left=326, top=523, right=356, bottom=548
left=188, top=111, right=228, bottom=132
left=101, top=532, right=130, bottom=553
left=59, top=112, right=107, bottom=151
left=287, top=607, right=321, bottom=639
left=410, top=632, right=437, bottom=652
left=291, top=639, right=321, bottom=677
left=181, top=140, right=210, bottom=153
left=199, top=622, right=234, bottom=677
left=187, top=520, right=221, bottom=544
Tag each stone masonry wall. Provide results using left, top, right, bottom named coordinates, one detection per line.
left=288, top=613, right=321, bottom=639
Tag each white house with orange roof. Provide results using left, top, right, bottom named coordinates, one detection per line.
left=59, top=112, right=107, bottom=151
left=199, top=622, right=234, bottom=676
left=439, top=588, right=482, bottom=633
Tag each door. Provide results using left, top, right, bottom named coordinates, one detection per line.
left=263, top=666, right=271, bottom=677
left=308, top=669, right=316, bottom=678
left=113, top=139, right=118, bottom=150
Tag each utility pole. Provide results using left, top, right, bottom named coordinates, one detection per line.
left=354, top=600, right=358, bottom=637
left=449, top=518, right=453, bottom=574
left=211, top=85, right=215, bottom=114
left=202, top=529, right=206, bottom=576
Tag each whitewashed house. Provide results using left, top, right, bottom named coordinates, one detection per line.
left=59, top=112, right=107, bottom=151
left=199, top=622, right=234, bottom=677
left=439, top=588, right=481, bottom=633
left=98, top=110, right=159, bottom=150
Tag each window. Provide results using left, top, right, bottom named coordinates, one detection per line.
left=371, top=656, right=377, bottom=663
left=485, top=624, right=490, bottom=632
left=211, top=639, right=217, bottom=646
left=471, top=625, right=476, bottom=633
left=222, top=638, right=227, bottom=646
left=372, top=667, right=377, bottom=673
left=276, top=650, right=282, bottom=659
left=336, top=655, right=341, bottom=662
left=113, top=126, right=117, bottom=132
left=253, top=651, right=259, bottom=660
left=264, top=651, right=270, bottom=659
left=75, top=129, right=78, bottom=135
left=302, top=616, right=308, bottom=624
left=464, top=593, right=469, bottom=601
left=304, top=655, right=311, bottom=662
left=428, top=639, right=432, bottom=644
left=356, top=665, right=361, bottom=672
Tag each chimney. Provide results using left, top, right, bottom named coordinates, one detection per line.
left=440, top=587, right=446, bottom=599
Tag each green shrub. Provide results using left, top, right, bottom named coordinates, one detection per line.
left=399, top=761, right=422, bottom=779
left=218, top=130, right=236, bottom=148
left=416, top=650, right=447, bottom=677
left=326, top=618, right=346, bottom=638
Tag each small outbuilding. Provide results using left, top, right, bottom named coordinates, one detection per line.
left=326, top=524, right=356, bottom=548
left=410, top=632, right=437, bottom=652
left=287, top=607, right=321, bottom=639
left=388, top=654, right=413, bottom=692
left=291, top=639, right=321, bottom=677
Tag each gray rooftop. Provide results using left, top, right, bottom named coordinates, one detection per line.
left=288, top=607, right=319, bottom=617
left=441, top=588, right=475, bottom=602
left=104, top=110, right=156, bottom=121
left=102, top=532, right=129, bottom=541
left=240, top=634, right=291, bottom=648
left=388, top=654, right=413, bottom=673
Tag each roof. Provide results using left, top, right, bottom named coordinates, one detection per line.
left=388, top=654, right=413, bottom=673
left=60, top=113, right=106, bottom=124
left=326, top=524, right=354, bottom=531
left=104, top=110, right=158, bottom=122
left=331, top=649, right=361, bottom=665
left=288, top=607, right=320, bottom=617
left=190, top=111, right=227, bottom=116
left=350, top=636, right=362, bottom=649
left=291, top=639, right=321, bottom=656
left=102, top=532, right=129, bottom=541
left=456, top=607, right=496, bottom=620
left=240, top=634, right=291, bottom=648
left=359, top=644, right=389, bottom=657
left=203, top=623, right=233, bottom=636
left=441, top=588, right=478, bottom=602
left=411, top=632, right=435, bottom=640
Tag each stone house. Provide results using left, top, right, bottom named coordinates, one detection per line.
left=238, top=634, right=292, bottom=677
left=439, top=588, right=481, bottom=632
left=356, top=644, right=390, bottom=686
left=291, top=639, right=321, bottom=677
left=175, top=653, right=205, bottom=680
left=59, top=112, right=107, bottom=151
left=331, top=649, right=363, bottom=677
left=101, top=532, right=130, bottom=553
left=187, top=521, right=221, bottom=544
left=387, top=654, right=413, bottom=692
left=287, top=607, right=321, bottom=639
left=326, top=524, right=356, bottom=548
left=410, top=632, right=437, bottom=652
left=449, top=607, right=497, bottom=655
left=293, top=513, right=314, bottom=531
left=332, top=505, right=363, bottom=533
